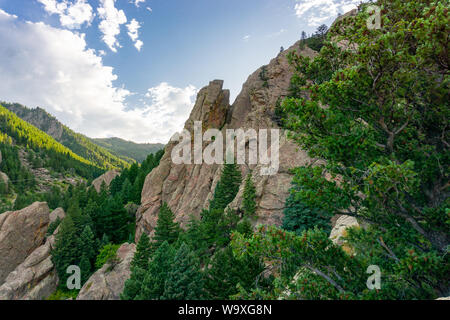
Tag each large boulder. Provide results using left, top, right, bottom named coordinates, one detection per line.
left=0, top=202, right=50, bottom=284
left=0, top=232, right=59, bottom=300
left=91, top=170, right=120, bottom=192
left=77, top=243, right=136, bottom=300
left=136, top=42, right=318, bottom=240
left=49, top=208, right=65, bottom=223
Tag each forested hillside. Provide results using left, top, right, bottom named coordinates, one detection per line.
left=92, top=137, right=164, bottom=163
left=2, top=102, right=130, bottom=169
left=0, top=104, right=104, bottom=212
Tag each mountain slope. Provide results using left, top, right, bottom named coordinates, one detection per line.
left=2, top=102, right=130, bottom=170
left=0, top=104, right=103, bottom=211
left=91, top=137, right=164, bottom=163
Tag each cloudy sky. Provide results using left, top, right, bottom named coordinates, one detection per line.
left=0, top=0, right=360, bottom=143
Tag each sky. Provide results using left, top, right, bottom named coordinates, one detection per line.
left=0, top=0, right=361, bottom=143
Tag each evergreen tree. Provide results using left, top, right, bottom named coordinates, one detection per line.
left=162, top=243, right=204, bottom=300
left=132, top=233, right=152, bottom=270
left=79, top=253, right=91, bottom=284
left=242, top=173, right=256, bottom=217
left=205, top=245, right=264, bottom=299
left=51, top=216, right=81, bottom=286
left=79, top=225, right=96, bottom=265
left=209, top=163, right=242, bottom=211
left=153, top=203, right=180, bottom=248
left=138, top=241, right=176, bottom=300
left=121, top=267, right=147, bottom=300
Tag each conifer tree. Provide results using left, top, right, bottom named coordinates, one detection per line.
left=138, top=241, right=176, bottom=300
left=79, top=225, right=96, bottom=265
left=209, top=163, right=242, bottom=211
left=162, top=243, right=204, bottom=300
left=121, top=267, right=146, bottom=300
left=51, top=216, right=81, bottom=286
left=132, top=233, right=152, bottom=270
left=153, top=203, right=180, bottom=248
left=79, top=253, right=91, bottom=284
left=204, top=245, right=264, bottom=299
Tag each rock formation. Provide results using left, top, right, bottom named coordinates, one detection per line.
left=49, top=208, right=65, bottom=223
left=0, top=205, right=65, bottom=300
left=0, top=202, right=50, bottom=284
left=0, top=228, right=59, bottom=300
left=91, top=170, right=120, bottom=192
left=136, top=42, right=317, bottom=240
left=76, top=243, right=136, bottom=300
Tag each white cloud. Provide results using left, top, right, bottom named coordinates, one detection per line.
left=242, top=35, right=250, bottom=42
left=97, top=0, right=127, bottom=52
left=294, top=0, right=360, bottom=27
left=38, top=0, right=93, bottom=29
left=126, top=18, right=143, bottom=51
left=146, top=7, right=153, bottom=13
left=0, top=9, right=196, bottom=143
left=134, top=0, right=145, bottom=7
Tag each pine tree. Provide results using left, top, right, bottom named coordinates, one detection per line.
left=51, top=216, right=81, bottom=286
left=204, top=245, right=264, bottom=299
left=138, top=241, right=176, bottom=300
left=79, top=253, right=91, bottom=284
left=121, top=178, right=133, bottom=204
left=153, top=203, right=180, bottom=248
left=132, top=233, right=152, bottom=270
left=209, top=163, right=242, bottom=211
left=121, top=266, right=146, bottom=300
left=162, top=243, right=204, bottom=300
left=242, top=173, right=256, bottom=217
left=79, top=225, right=96, bottom=265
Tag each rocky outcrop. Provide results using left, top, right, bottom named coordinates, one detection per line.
left=0, top=230, right=59, bottom=300
left=91, top=170, right=120, bottom=192
left=49, top=208, right=65, bottom=223
left=136, top=41, right=317, bottom=240
left=76, top=243, right=136, bottom=300
left=0, top=202, right=50, bottom=284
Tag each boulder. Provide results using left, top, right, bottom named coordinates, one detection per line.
left=329, top=215, right=360, bottom=255
left=136, top=42, right=318, bottom=240
left=49, top=208, right=65, bottom=223
left=76, top=243, right=136, bottom=300
left=0, top=233, right=58, bottom=300
left=0, top=202, right=50, bottom=284
left=91, top=170, right=120, bottom=192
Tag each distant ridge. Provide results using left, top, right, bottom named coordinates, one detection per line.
left=92, top=137, right=164, bottom=163
left=2, top=102, right=130, bottom=169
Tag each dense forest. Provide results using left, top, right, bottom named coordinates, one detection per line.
left=47, top=150, right=164, bottom=299
left=2, top=102, right=131, bottom=169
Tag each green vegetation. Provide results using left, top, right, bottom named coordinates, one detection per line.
left=2, top=102, right=130, bottom=169
left=50, top=150, right=163, bottom=293
left=230, top=0, right=449, bottom=299
left=92, top=137, right=164, bottom=163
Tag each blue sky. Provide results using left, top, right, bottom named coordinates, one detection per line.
left=0, top=0, right=360, bottom=143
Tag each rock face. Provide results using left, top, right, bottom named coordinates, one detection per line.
left=91, top=170, right=120, bottom=192
left=0, top=230, right=59, bottom=300
left=136, top=43, right=318, bottom=240
left=0, top=202, right=50, bottom=284
left=49, top=208, right=65, bottom=223
left=77, top=243, right=136, bottom=300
